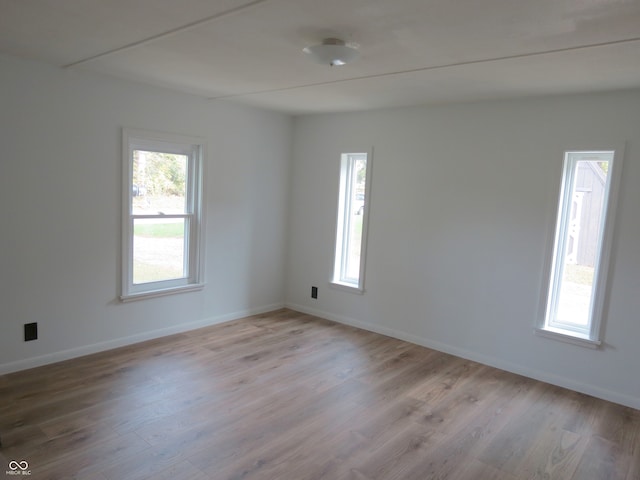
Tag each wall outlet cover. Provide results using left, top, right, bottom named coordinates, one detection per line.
left=24, top=323, right=38, bottom=341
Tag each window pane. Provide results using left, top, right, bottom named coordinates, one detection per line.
left=334, top=152, right=368, bottom=289
left=133, top=218, right=186, bottom=284
left=132, top=150, right=187, bottom=215
left=553, top=156, right=610, bottom=327
left=343, top=156, right=367, bottom=282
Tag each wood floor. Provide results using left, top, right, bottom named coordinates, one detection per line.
left=0, top=309, right=638, bottom=480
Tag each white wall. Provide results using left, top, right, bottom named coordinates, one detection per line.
left=286, top=91, right=640, bottom=409
left=2, top=52, right=638, bottom=410
left=0, top=54, right=292, bottom=372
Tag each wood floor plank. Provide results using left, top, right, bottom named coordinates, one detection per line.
left=516, top=428, right=586, bottom=480
left=137, top=460, right=209, bottom=480
left=450, top=458, right=519, bottom=480
left=571, top=435, right=632, bottom=480
left=477, top=382, right=567, bottom=473
left=27, top=431, right=150, bottom=480
left=389, top=373, right=541, bottom=479
left=1, top=308, right=638, bottom=480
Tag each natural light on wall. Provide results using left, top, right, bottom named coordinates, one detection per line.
left=538, top=149, right=624, bottom=347
left=332, top=152, right=372, bottom=293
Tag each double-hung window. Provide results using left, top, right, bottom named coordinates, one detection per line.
left=121, top=129, right=205, bottom=300
left=538, top=149, right=624, bottom=347
left=331, top=152, right=372, bottom=293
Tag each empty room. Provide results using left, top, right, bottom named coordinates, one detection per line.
left=1, top=0, right=639, bottom=479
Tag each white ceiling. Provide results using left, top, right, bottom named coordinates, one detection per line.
left=2, top=0, right=640, bottom=114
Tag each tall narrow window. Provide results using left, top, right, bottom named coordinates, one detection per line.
left=332, top=152, right=372, bottom=292
left=121, top=129, right=205, bottom=300
left=539, top=149, right=623, bottom=346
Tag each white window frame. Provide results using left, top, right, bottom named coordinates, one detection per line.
left=121, top=128, right=205, bottom=301
left=536, top=146, right=624, bottom=348
left=331, top=151, right=373, bottom=294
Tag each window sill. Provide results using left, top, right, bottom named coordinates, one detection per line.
left=329, top=281, right=364, bottom=295
left=120, top=283, right=205, bottom=303
left=535, top=326, right=601, bottom=349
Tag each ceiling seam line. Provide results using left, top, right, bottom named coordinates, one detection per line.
left=62, top=0, right=271, bottom=69
left=207, top=35, right=640, bottom=101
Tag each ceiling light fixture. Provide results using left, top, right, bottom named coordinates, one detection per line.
left=303, top=38, right=359, bottom=66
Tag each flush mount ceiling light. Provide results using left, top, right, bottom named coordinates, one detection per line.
left=303, top=38, right=359, bottom=66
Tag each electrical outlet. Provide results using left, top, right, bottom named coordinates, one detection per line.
left=311, top=286, right=318, bottom=299
left=24, top=323, right=38, bottom=341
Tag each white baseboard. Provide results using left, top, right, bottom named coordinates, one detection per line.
left=0, top=303, right=284, bottom=375
left=285, top=302, right=640, bottom=411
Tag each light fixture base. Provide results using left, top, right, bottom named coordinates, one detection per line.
left=303, top=38, right=359, bottom=66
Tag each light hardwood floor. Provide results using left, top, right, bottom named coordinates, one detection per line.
left=0, top=309, right=638, bottom=480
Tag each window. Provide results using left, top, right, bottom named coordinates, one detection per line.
left=121, top=129, right=205, bottom=300
left=331, top=152, right=372, bottom=292
left=538, top=149, right=624, bottom=347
